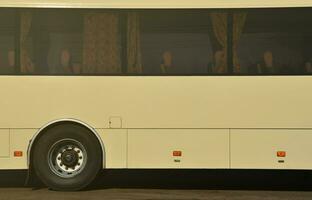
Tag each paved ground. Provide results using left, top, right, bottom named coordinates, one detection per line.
left=2, top=188, right=312, bottom=200
left=1, top=170, right=312, bottom=200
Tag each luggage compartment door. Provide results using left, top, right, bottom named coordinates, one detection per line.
left=0, top=129, right=9, bottom=157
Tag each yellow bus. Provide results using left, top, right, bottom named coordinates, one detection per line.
left=0, top=0, right=312, bottom=191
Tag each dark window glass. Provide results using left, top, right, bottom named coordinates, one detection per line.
left=139, top=10, right=228, bottom=75
left=0, top=8, right=311, bottom=76
left=236, top=8, right=312, bottom=75
left=20, top=9, right=83, bottom=74
left=0, top=10, right=16, bottom=75
left=23, top=10, right=124, bottom=75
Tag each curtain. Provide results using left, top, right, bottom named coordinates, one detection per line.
left=127, top=12, right=142, bottom=73
left=233, top=13, right=247, bottom=72
left=210, top=12, right=247, bottom=73
left=83, top=12, right=121, bottom=74
left=20, top=11, right=34, bottom=73
left=209, top=12, right=228, bottom=73
left=210, top=13, right=228, bottom=50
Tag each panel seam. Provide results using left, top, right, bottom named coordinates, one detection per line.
left=126, top=128, right=128, bottom=168
left=229, top=128, right=231, bottom=169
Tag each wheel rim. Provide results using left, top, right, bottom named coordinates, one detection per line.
left=47, top=138, right=87, bottom=178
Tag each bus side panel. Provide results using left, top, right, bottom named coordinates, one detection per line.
left=97, top=129, right=127, bottom=168
left=1, top=76, right=312, bottom=130
left=0, top=129, right=10, bottom=157
left=231, top=129, right=312, bottom=169
left=127, top=129, right=229, bottom=168
left=0, top=129, right=34, bottom=170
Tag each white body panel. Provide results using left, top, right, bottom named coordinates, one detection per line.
left=97, top=129, right=127, bottom=168
left=0, top=76, right=311, bottom=170
left=231, top=129, right=312, bottom=170
left=0, top=76, right=311, bottom=129
left=0, top=129, right=10, bottom=158
left=0, top=129, right=34, bottom=169
left=128, top=129, right=229, bottom=168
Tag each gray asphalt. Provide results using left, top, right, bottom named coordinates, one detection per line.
left=1, top=188, right=312, bottom=200
left=1, top=170, right=312, bottom=200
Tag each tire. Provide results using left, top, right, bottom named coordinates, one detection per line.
left=32, top=124, right=102, bottom=191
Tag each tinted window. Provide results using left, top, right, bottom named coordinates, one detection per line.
left=20, top=10, right=83, bottom=74
left=0, top=8, right=311, bottom=75
left=20, top=9, right=122, bottom=75
left=140, top=10, right=227, bottom=75
left=236, top=8, right=312, bottom=75
left=0, top=10, right=16, bottom=74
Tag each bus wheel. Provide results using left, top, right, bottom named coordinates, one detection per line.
left=32, top=124, right=102, bottom=191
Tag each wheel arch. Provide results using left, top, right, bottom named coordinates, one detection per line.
left=27, top=118, right=106, bottom=169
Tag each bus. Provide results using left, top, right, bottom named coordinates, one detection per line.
left=0, top=0, right=311, bottom=191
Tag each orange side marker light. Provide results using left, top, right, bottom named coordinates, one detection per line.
left=14, top=151, right=23, bottom=157
left=277, top=151, right=286, bottom=157
left=173, top=151, right=182, bottom=157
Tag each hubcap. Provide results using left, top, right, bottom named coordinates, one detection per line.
left=48, top=139, right=87, bottom=178
left=61, top=149, right=78, bottom=167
